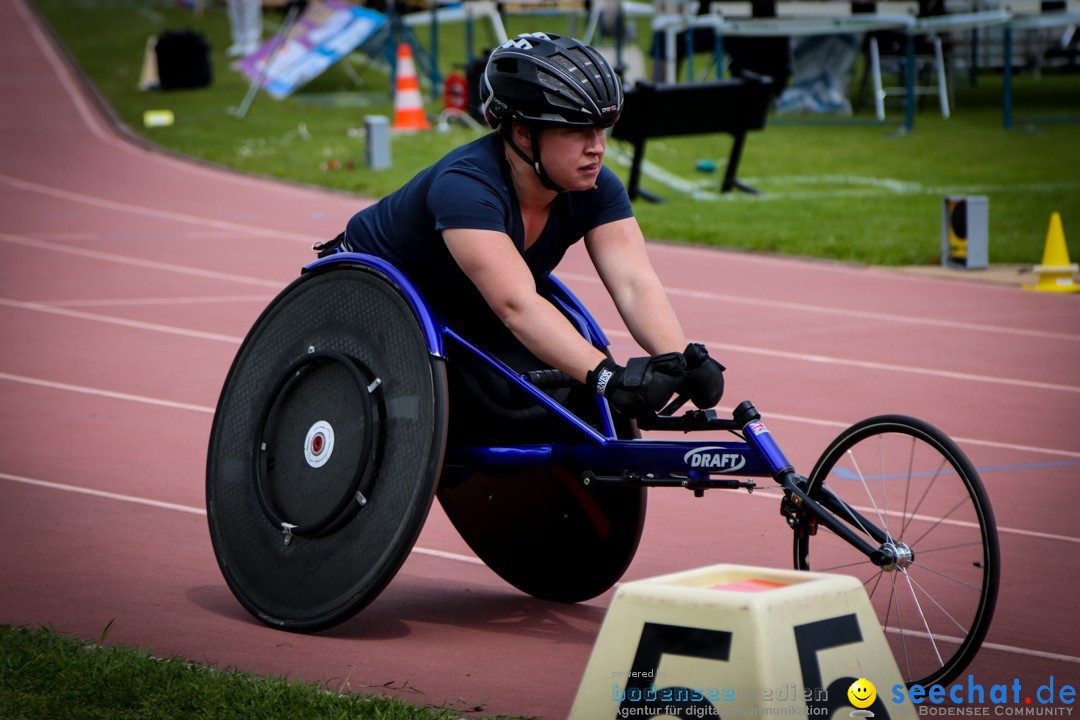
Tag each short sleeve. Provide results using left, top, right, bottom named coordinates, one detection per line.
left=428, top=167, right=512, bottom=235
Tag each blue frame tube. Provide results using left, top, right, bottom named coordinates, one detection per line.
left=443, top=327, right=610, bottom=443
left=741, top=418, right=794, bottom=477
left=303, top=253, right=799, bottom=485
left=447, top=436, right=777, bottom=479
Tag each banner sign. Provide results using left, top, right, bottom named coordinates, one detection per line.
left=235, top=0, right=385, bottom=99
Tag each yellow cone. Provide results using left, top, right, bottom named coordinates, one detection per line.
left=1024, top=212, right=1080, bottom=293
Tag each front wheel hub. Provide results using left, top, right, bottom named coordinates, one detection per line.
left=877, top=541, right=915, bottom=571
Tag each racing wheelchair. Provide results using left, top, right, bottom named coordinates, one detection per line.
left=206, top=251, right=1000, bottom=690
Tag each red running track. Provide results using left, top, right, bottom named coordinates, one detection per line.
left=2, top=0, right=1079, bottom=716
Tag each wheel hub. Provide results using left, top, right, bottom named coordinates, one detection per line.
left=879, top=541, right=914, bottom=571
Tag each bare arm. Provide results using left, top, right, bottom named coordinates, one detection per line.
left=442, top=227, right=607, bottom=382
left=584, top=217, right=687, bottom=355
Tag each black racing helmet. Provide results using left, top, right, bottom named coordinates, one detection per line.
left=480, top=33, right=623, bottom=130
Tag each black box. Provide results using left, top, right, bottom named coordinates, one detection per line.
left=155, top=30, right=212, bottom=90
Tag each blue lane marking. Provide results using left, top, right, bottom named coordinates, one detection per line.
left=831, top=459, right=1080, bottom=481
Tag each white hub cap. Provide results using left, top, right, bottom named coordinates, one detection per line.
left=304, top=420, right=335, bottom=468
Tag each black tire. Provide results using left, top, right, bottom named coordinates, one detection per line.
left=438, top=385, right=646, bottom=603
left=206, top=264, right=447, bottom=632
left=793, top=415, right=999, bottom=688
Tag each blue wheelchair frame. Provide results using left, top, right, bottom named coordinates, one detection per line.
left=304, top=252, right=888, bottom=564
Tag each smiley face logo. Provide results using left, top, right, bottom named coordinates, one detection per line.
left=848, top=678, right=877, bottom=709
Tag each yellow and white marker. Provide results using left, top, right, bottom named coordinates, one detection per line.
left=569, top=564, right=919, bottom=720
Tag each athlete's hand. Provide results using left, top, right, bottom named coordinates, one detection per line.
left=587, top=353, right=686, bottom=418
left=679, top=343, right=725, bottom=409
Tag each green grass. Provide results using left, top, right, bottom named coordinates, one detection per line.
left=30, top=0, right=1080, bottom=266
left=0, top=624, right=527, bottom=719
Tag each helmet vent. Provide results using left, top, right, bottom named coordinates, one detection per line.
left=543, top=90, right=577, bottom=110
left=538, top=69, right=574, bottom=94
left=494, top=57, right=518, bottom=73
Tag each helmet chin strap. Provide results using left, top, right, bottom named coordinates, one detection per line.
left=507, top=127, right=566, bottom=193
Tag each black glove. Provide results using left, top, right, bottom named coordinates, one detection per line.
left=679, top=343, right=725, bottom=409
left=587, top=352, right=686, bottom=418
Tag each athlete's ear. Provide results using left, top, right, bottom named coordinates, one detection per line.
left=511, top=121, right=532, bottom=150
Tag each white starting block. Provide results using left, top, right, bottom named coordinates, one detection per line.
left=569, top=564, right=919, bottom=720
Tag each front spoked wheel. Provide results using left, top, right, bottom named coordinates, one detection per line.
left=793, top=415, right=999, bottom=688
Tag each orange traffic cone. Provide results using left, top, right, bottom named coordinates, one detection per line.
left=1023, top=212, right=1080, bottom=293
left=392, top=42, right=429, bottom=132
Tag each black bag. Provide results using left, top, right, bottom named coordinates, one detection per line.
left=155, top=30, right=212, bottom=90
left=465, top=51, right=492, bottom=124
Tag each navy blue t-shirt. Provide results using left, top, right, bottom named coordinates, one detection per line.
left=345, top=132, right=633, bottom=333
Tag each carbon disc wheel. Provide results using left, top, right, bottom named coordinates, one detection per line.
left=206, top=264, right=447, bottom=632
left=438, top=394, right=645, bottom=603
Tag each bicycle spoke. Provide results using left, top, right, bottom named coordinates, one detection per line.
left=902, top=567, right=945, bottom=669
left=903, top=455, right=948, bottom=535
left=911, top=559, right=984, bottom=593
left=810, top=558, right=880, bottom=573
left=906, top=568, right=972, bottom=636
left=910, top=493, right=975, bottom=548
left=878, top=434, right=889, bottom=542
left=890, top=572, right=913, bottom=682
left=846, top=449, right=893, bottom=542
left=912, top=539, right=985, bottom=556
left=901, top=435, right=915, bottom=536
left=866, top=569, right=885, bottom=600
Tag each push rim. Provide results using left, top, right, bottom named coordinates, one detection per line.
left=253, top=349, right=381, bottom=539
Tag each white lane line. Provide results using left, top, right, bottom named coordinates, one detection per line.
left=0, top=298, right=245, bottom=344
left=745, top=408, right=1080, bottom=459
left=0, top=372, right=216, bottom=414
left=0, top=174, right=318, bottom=244
left=994, top=525, right=1080, bottom=545
left=40, top=294, right=273, bottom=308
left=5, top=231, right=1075, bottom=347
left=0, top=233, right=286, bottom=289
left=4, top=356, right=1076, bottom=465
left=760, top=407, right=1080, bottom=459
left=2, top=472, right=208, bottom=516
left=878, top=626, right=1080, bottom=666
left=948, top=434, right=1080, bottom=460
left=34, top=231, right=248, bottom=242
left=561, top=272, right=1080, bottom=343
left=3, top=368, right=1079, bottom=461
left=411, top=547, right=485, bottom=565
left=977, top=642, right=1080, bottom=665
left=605, top=329, right=1080, bottom=395
left=0, top=472, right=481, bottom=565
left=6, top=291, right=1075, bottom=399
left=2, top=470, right=1075, bottom=665
left=737, top=488, right=1080, bottom=544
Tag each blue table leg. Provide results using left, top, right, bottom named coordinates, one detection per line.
left=1003, top=24, right=1013, bottom=130
left=904, top=32, right=916, bottom=133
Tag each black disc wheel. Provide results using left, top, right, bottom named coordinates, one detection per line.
left=207, top=264, right=447, bottom=632
left=438, top=467, right=646, bottom=602
left=793, top=415, right=999, bottom=688
left=438, top=396, right=645, bottom=603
